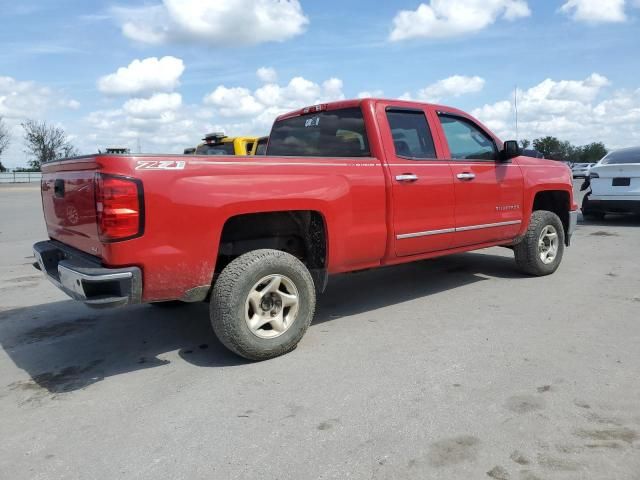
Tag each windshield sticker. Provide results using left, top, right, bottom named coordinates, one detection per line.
left=304, top=117, right=320, bottom=128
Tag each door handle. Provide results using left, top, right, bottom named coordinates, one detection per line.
left=395, top=174, right=418, bottom=182
left=456, top=172, right=476, bottom=181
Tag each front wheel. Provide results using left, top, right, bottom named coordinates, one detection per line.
left=513, top=210, right=565, bottom=276
left=210, top=249, right=316, bottom=361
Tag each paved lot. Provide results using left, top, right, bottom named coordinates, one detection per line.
left=1, top=182, right=639, bottom=480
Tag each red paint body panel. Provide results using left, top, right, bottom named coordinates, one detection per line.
left=39, top=98, right=575, bottom=302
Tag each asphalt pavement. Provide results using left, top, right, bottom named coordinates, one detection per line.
left=1, top=182, right=639, bottom=480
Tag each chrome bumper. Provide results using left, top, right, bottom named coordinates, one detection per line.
left=33, top=241, right=142, bottom=308
left=567, top=210, right=578, bottom=246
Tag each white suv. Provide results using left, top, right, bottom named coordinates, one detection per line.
left=582, top=147, right=640, bottom=218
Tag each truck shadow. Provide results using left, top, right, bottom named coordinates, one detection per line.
left=314, top=250, right=521, bottom=324
left=0, top=250, right=522, bottom=395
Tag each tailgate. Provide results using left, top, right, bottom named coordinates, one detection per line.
left=41, top=157, right=102, bottom=257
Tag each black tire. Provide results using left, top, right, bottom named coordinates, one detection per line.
left=210, top=249, right=316, bottom=361
left=581, top=195, right=605, bottom=220
left=514, top=210, right=565, bottom=276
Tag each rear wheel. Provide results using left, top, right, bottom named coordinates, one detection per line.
left=210, top=249, right=316, bottom=361
left=514, top=210, right=565, bottom=276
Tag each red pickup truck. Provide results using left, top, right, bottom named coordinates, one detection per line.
left=34, top=98, right=578, bottom=360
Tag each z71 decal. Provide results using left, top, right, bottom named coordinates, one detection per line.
left=135, top=160, right=186, bottom=170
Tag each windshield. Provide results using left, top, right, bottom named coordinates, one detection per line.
left=600, top=147, right=640, bottom=165
left=267, top=107, right=370, bottom=157
left=195, top=143, right=235, bottom=155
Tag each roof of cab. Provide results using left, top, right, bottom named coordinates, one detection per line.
left=274, top=98, right=469, bottom=122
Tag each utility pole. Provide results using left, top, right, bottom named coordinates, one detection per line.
left=514, top=86, right=519, bottom=143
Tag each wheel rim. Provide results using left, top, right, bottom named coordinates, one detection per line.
left=245, top=274, right=300, bottom=339
left=538, top=225, right=559, bottom=264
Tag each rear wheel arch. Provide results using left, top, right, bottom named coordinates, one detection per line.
left=215, top=210, right=329, bottom=292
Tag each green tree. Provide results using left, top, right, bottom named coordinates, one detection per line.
left=519, top=139, right=531, bottom=149
left=532, top=136, right=572, bottom=161
left=21, top=120, right=78, bottom=170
left=532, top=137, right=608, bottom=163
left=579, top=142, right=607, bottom=163
left=0, top=116, right=10, bottom=161
left=0, top=161, right=6, bottom=173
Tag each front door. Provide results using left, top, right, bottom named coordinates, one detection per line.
left=436, top=113, right=524, bottom=247
left=379, top=106, right=456, bottom=257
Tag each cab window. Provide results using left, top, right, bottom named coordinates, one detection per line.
left=386, top=109, right=436, bottom=160
left=438, top=114, right=497, bottom=161
left=268, top=108, right=370, bottom=157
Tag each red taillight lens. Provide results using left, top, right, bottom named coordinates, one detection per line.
left=95, top=174, right=143, bottom=242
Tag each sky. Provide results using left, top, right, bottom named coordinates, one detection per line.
left=1, top=0, right=640, bottom=168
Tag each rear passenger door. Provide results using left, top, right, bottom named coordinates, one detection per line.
left=436, top=113, right=524, bottom=247
left=379, top=106, right=456, bottom=257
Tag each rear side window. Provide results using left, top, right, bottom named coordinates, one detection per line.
left=386, top=109, right=436, bottom=159
left=438, top=114, right=497, bottom=161
left=267, top=108, right=370, bottom=157
left=196, top=143, right=235, bottom=155
left=601, top=148, right=640, bottom=165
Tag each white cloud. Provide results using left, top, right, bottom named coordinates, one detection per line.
left=358, top=90, right=385, bottom=99
left=417, top=75, right=485, bottom=102
left=123, top=93, right=182, bottom=118
left=97, top=56, right=185, bottom=96
left=472, top=73, right=640, bottom=148
left=81, top=73, right=345, bottom=159
left=560, top=0, right=627, bottom=23
left=390, top=0, right=530, bottom=41
left=115, top=0, right=308, bottom=46
left=257, top=67, right=278, bottom=83
left=205, top=75, right=345, bottom=119
left=391, top=75, right=485, bottom=102
left=1, top=77, right=51, bottom=119
left=0, top=76, right=80, bottom=168
left=204, top=86, right=264, bottom=117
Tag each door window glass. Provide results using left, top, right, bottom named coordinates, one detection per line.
left=438, top=115, right=497, bottom=161
left=386, top=109, right=437, bottom=160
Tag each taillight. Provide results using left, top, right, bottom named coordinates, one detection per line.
left=95, top=174, right=144, bottom=242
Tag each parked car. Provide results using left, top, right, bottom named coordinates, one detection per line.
left=571, top=162, right=594, bottom=178
left=33, top=98, right=577, bottom=360
left=582, top=146, right=640, bottom=218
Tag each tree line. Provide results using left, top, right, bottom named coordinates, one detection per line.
left=0, top=117, right=79, bottom=172
left=520, top=137, right=608, bottom=164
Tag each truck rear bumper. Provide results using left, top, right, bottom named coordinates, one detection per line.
left=33, top=240, right=142, bottom=308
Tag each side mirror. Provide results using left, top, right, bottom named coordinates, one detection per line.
left=502, top=140, right=521, bottom=161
